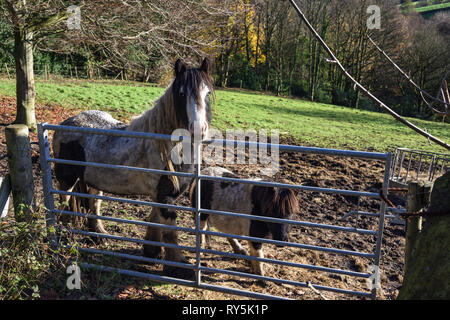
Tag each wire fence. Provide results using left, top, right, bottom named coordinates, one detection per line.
left=0, top=63, right=150, bottom=82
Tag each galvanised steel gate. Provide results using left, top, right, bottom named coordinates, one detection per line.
left=38, top=122, right=392, bottom=300
left=390, top=148, right=449, bottom=187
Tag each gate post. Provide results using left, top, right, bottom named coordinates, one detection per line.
left=5, top=124, right=35, bottom=222
left=37, top=123, right=58, bottom=249
left=404, top=181, right=432, bottom=272
left=371, top=152, right=392, bottom=299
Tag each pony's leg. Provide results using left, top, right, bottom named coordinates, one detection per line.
left=199, top=215, right=211, bottom=249
left=147, top=175, right=194, bottom=279
left=143, top=209, right=163, bottom=259
left=248, top=241, right=265, bottom=276
left=160, top=210, right=194, bottom=277
left=228, top=238, right=248, bottom=256
left=56, top=182, right=77, bottom=225
left=87, top=188, right=107, bottom=234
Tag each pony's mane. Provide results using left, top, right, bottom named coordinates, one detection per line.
left=127, top=66, right=215, bottom=134
left=127, top=83, right=180, bottom=134
left=253, top=186, right=299, bottom=218
left=125, top=63, right=215, bottom=193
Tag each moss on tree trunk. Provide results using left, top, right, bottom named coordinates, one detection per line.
left=13, top=28, right=36, bottom=131
left=397, top=171, right=450, bottom=300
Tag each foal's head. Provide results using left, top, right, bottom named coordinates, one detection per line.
left=253, top=186, right=299, bottom=243
left=172, top=58, right=214, bottom=139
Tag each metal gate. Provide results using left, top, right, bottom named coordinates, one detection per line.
left=38, top=122, right=392, bottom=300
left=390, top=148, right=449, bottom=187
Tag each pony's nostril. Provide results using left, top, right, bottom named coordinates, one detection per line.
left=190, top=122, right=208, bottom=137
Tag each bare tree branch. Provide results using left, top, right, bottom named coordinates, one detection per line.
left=289, top=0, right=450, bottom=151
left=367, top=35, right=450, bottom=113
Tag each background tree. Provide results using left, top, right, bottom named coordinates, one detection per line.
left=0, top=0, right=75, bottom=130
left=0, top=0, right=240, bottom=130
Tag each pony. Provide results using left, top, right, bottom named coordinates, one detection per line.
left=52, top=58, right=214, bottom=279
left=189, top=167, right=299, bottom=276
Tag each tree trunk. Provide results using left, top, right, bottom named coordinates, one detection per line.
left=5, top=124, right=35, bottom=222
left=13, top=28, right=36, bottom=131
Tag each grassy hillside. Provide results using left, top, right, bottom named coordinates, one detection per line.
left=0, top=78, right=449, bottom=153
left=415, top=2, right=450, bottom=13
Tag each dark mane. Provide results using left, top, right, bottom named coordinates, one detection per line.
left=252, top=186, right=299, bottom=218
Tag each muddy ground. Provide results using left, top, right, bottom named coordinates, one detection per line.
left=0, top=97, right=407, bottom=300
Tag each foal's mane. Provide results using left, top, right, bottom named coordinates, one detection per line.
left=254, top=186, right=299, bottom=217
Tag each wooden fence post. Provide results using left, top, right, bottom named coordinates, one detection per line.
left=404, top=181, right=432, bottom=273
left=5, top=124, right=36, bottom=222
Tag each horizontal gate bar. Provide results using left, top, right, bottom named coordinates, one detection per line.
left=81, top=263, right=288, bottom=300
left=200, top=229, right=375, bottom=258
left=48, top=160, right=380, bottom=199
left=200, top=266, right=372, bottom=298
left=206, top=138, right=389, bottom=160
left=48, top=158, right=196, bottom=178
left=43, top=124, right=183, bottom=142
left=199, top=208, right=377, bottom=235
left=43, top=123, right=389, bottom=160
left=68, top=229, right=370, bottom=278
left=200, top=247, right=371, bottom=279
left=81, top=262, right=197, bottom=286
left=395, top=147, right=450, bottom=157
left=50, top=189, right=377, bottom=236
left=52, top=209, right=195, bottom=233
left=340, top=210, right=397, bottom=220
left=199, top=175, right=381, bottom=198
left=68, top=229, right=196, bottom=253
left=54, top=208, right=374, bottom=257
left=73, top=245, right=371, bottom=298
left=66, top=246, right=195, bottom=270
left=51, top=189, right=196, bottom=212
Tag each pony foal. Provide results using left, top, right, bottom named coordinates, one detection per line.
left=190, top=167, right=299, bottom=276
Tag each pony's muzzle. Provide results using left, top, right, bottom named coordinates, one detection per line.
left=189, top=121, right=209, bottom=140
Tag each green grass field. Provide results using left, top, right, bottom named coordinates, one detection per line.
left=399, top=1, right=450, bottom=13
left=415, top=2, right=450, bottom=13
left=0, top=78, right=449, bottom=153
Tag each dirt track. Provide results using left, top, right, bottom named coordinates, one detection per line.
left=0, top=97, right=406, bottom=300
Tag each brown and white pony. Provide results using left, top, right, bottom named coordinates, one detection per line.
left=189, top=167, right=299, bottom=276
left=52, top=58, right=214, bottom=279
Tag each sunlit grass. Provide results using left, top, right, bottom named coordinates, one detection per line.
left=0, top=78, right=449, bottom=153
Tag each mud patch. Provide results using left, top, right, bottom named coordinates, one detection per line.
left=0, top=97, right=405, bottom=300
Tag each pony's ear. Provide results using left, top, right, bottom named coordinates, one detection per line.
left=200, top=57, right=211, bottom=75
left=175, top=59, right=187, bottom=76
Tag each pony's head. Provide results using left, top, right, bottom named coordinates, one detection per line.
left=253, top=186, right=299, bottom=244
left=172, top=58, right=214, bottom=139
